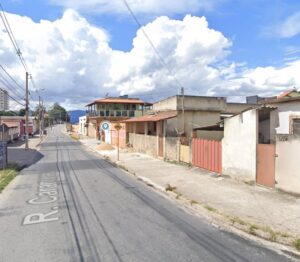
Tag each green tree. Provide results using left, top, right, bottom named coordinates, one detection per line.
left=18, top=108, right=26, bottom=116
left=0, top=111, right=15, bottom=116
left=48, top=103, right=68, bottom=122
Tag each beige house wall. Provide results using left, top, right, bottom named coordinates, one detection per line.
left=275, top=135, right=300, bottom=194
left=153, top=95, right=226, bottom=112
left=224, top=103, right=253, bottom=114
left=87, top=123, right=97, bottom=138
left=196, top=130, right=224, bottom=141
left=165, top=137, right=180, bottom=161
left=166, top=111, right=221, bottom=138
left=129, top=133, right=157, bottom=156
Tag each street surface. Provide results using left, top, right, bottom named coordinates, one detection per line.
left=0, top=126, right=292, bottom=262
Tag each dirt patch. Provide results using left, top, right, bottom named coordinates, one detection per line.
left=97, top=143, right=114, bottom=151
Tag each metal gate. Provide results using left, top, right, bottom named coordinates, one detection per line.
left=256, top=144, right=275, bottom=187
left=192, top=138, right=222, bottom=174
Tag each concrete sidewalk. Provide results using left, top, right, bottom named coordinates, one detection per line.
left=80, top=137, right=300, bottom=250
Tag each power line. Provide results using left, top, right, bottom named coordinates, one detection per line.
left=0, top=3, right=28, bottom=72
left=0, top=64, right=25, bottom=91
left=0, top=72, right=24, bottom=100
left=0, top=4, right=40, bottom=105
left=122, top=0, right=184, bottom=90
left=0, top=87, right=25, bottom=107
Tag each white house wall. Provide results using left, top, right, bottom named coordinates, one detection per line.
left=222, top=109, right=258, bottom=181
left=275, top=135, right=300, bottom=194
left=275, top=102, right=300, bottom=134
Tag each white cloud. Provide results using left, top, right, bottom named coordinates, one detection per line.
left=272, top=12, right=300, bottom=38
left=49, top=0, right=219, bottom=16
left=211, top=60, right=300, bottom=99
left=1, top=9, right=300, bottom=110
left=108, top=15, right=232, bottom=99
left=0, top=9, right=112, bottom=109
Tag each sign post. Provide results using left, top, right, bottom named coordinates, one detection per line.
left=114, top=123, right=122, bottom=161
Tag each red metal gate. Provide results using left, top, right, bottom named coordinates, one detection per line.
left=256, top=144, right=275, bottom=187
left=192, top=138, right=222, bottom=174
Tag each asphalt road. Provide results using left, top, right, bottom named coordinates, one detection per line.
left=0, top=126, right=293, bottom=262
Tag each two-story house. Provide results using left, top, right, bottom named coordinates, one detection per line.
left=85, top=96, right=152, bottom=146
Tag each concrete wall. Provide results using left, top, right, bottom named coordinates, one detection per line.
left=153, top=96, right=177, bottom=111
left=196, top=130, right=224, bottom=141
left=165, top=137, right=180, bottom=161
left=129, top=133, right=157, bottom=156
left=153, top=95, right=226, bottom=112
left=165, top=111, right=221, bottom=138
left=111, top=123, right=126, bottom=148
left=87, top=123, right=96, bottom=138
left=72, top=124, right=79, bottom=133
left=224, top=103, right=253, bottom=114
left=222, top=109, right=258, bottom=180
left=275, top=135, right=300, bottom=194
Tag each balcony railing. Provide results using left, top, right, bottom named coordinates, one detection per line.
left=86, top=110, right=144, bottom=118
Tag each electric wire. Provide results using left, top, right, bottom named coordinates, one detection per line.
left=122, top=0, right=184, bottom=91
left=0, top=86, right=25, bottom=107
left=0, top=3, right=41, bottom=105
left=0, top=64, right=25, bottom=91
left=0, top=71, right=24, bottom=100
left=0, top=3, right=29, bottom=72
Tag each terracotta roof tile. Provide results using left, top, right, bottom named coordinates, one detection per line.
left=124, top=111, right=178, bottom=123
left=86, top=97, right=151, bottom=106
left=2, top=122, right=19, bottom=128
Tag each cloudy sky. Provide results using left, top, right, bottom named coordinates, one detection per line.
left=1, top=0, right=300, bottom=109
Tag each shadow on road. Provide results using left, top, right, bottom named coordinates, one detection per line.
left=8, top=148, right=44, bottom=169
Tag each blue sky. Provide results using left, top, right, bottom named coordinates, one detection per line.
left=1, top=0, right=300, bottom=108
left=3, top=0, right=300, bottom=67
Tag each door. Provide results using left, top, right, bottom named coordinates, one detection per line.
left=256, top=144, right=275, bottom=187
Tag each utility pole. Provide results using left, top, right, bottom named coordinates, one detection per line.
left=181, top=87, right=185, bottom=135
left=25, top=72, right=29, bottom=150
left=41, top=99, right=44, bottom=137
left=38, top=95, right=42, bottom=138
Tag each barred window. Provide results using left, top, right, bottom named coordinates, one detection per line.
left=293, top=119, right=300, bottom=135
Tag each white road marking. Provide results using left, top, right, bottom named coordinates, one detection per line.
left=24, top=177, right=59, bottom=225
left=23, top=210, right=59, bottom=225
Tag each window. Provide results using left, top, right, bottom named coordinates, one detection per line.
left=293, top=119, right=300, bottom=135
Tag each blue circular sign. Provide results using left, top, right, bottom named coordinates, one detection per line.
left=101, top=122, right=110, bottom=130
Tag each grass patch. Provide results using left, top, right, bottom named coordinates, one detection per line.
left=231, top=216, right=247, bottom=226
left=0, top=163, right=20, bottom=193
left=165, top=184, right=177, bottom=192
left=204, top=205, right=217, bottom=212
left=279, top=232, right=290, bottom=238
left=294, top=239, right=300, bottom=251
left=174, top=191, right=182, bottom=199
left=248, top=224, right=259, bottom=235
left=265, top=227, right=277, bottom=242
left=190, top=200, right=199, bottom=205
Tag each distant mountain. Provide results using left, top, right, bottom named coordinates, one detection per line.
left=68, top=110, right=85, bottom=124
